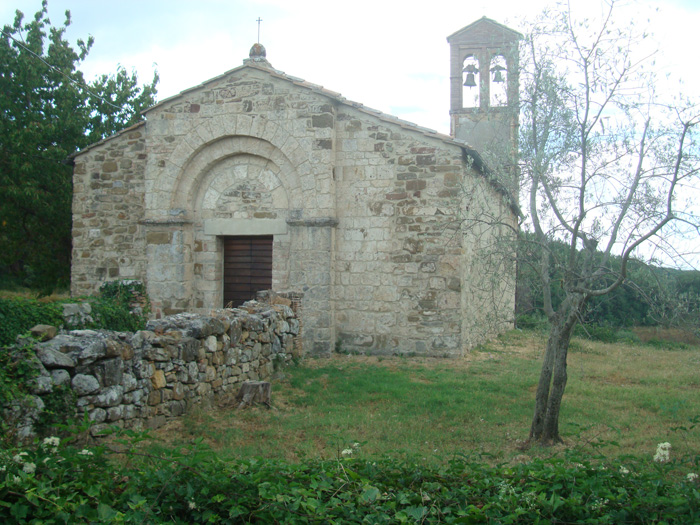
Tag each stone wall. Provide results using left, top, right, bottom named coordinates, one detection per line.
left=7, top=301, right=299, bottom=440
left=71, top=124, right=148, bottom=297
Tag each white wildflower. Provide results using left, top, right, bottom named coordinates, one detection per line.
left=619, top=466, right=629, bottom=475
left=78, top=449, right=94, bottom=456
left=0, top=465, right=5, bottom=472
left=341, top=448, right=353, bottom=456
left=688, top=473, right=698, bottom=482
left=22, top=462, right=36, bottom=474
left=352, top=442, right=360, bottom=449
left=12, top=452, right=28, bottom=463
left=653, top=442, right=671, bottom=463
left=12, top=475, right=21, bottom=484
left=591, top=498, right=609, bottom=510
left=42, top=436, right=60, bottom=449
left=188, top=499, right=197, bottom=510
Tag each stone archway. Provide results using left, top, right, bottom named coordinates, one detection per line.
left=170, top=137, right=296, bottom=311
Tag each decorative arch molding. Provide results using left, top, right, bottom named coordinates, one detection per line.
left=170, top=134, right=303, bottom=213
left=158, top=114, right=314, bottom=213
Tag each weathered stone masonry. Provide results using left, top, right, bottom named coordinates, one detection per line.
left=71, top=18, right=520, bottom=358
left=8, top=301, right=299, bottom=439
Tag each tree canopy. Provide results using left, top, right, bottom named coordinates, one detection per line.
left=0, top=1, right=157, bottom=292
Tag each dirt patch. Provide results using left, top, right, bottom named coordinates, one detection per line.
left=632, top=327, right=699, bottom=345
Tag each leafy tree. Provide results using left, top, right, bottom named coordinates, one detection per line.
left=516, top=233, right=671, bottom=328
left=0, top=1, right=157, bottom=293
left=516, top=1, right=700, bottom=445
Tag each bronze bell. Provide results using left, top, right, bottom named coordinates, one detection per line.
left=492, top=65, right=506, bottom=83
left=463, top=64, right=479, bottom=88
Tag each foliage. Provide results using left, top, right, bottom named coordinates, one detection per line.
left=0, top=430, right=698, bottom=523
left=89, top=280, right=151, bottom=332
left=0, top=1, right=157, bottom=292
left=33, top=383, right=76, bottom=437
left=0, top=341, right=41, bottom=412
left=0, top=281, right=150, bottom=346
left=0, top=297, right=63, bottom=346
left=517, top=233, right=700, bottom=331
left=515, top=313, right=548, bottom=331
left=86, top=65, right=158, bottom=145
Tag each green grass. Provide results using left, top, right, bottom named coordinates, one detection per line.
left=151, top=330, right=700, bottom=465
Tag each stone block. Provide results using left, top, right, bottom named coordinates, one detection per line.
left=172, top=382, right=185, bottom=401
left=151, top=369, right=167, bottom=389
left=72, top=374, right=101, bottom=395
left=107, top=406, right=123, bottom=421
left=36, top=347, right=76, bottom=369
left=30, top=376, right=53, bottom=395
left=99, top=385, right=126, bottom=407
left=30, top=325, right=57, bottom=341
left=98, top=358, right=124, bottom=387
left=89, top=408, right=107, bottom=423
left=50, top=369, right=71, bottom=387
left=148, top=390, right=161, bottom=406
left=146, top=232, right=172, bottom=245
left=145, top=415, right=166, bottom=430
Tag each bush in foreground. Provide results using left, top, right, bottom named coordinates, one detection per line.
left=1, top=430, right=698, bottom=523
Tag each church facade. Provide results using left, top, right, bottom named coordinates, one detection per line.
left=70, top=18, right=520, bottom=356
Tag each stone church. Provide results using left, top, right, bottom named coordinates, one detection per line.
left=70, top=18, right=521, bottom=356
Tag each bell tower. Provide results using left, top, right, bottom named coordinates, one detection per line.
left=447, top=18, right=521, bottom=190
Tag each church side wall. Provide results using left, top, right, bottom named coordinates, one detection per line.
left=333, top=110, right=471, bottom=356
left=71, top=127, right=148, bottom=297
left=459, top=177, right=518, bottom=348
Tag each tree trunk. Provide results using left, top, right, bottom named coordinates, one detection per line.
left=529, top=296, right=584, bottom=445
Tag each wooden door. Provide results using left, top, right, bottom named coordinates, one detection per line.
left=223, top=236, right=272, bottom=307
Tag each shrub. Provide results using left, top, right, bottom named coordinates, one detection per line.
left=516, top=314, right=549, bottom=331
left=0, top=297, right=63, bottom=346
left=574, top=323, right=619, bottom=343
left=89, top=280, right=151, bottom=332
left=616, top=329, right=641, bottom=345
left=1, top=432, right=699, bottom=523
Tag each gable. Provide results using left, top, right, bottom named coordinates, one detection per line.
left=447, top=17, right=522, bottom=46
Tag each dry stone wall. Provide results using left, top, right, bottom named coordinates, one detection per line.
left=8, top=301, right=299, bottom=440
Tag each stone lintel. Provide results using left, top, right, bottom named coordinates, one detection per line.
left=203, top=219, right=288, bottom=236
left=286, top=217, right=339, bottom=228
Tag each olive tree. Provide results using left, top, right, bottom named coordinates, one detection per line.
left=518, top=0, right=700, bottom=444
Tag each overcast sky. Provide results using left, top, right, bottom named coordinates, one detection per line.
left=3, top=0, right=698, bottom=266
left=2, top=0, right=700, bottom=135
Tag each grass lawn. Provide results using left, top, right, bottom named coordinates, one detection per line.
left=149, top=329, right=700, bottom=465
